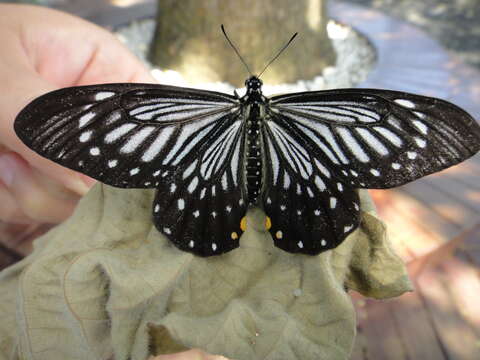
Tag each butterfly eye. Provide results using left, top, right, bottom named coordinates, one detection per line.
left=245, top=76, right=263, bottom=90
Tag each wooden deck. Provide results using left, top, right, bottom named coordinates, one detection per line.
left=350, top=156, right=480, bottom=360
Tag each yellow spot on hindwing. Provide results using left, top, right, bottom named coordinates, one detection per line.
left=265, top=216, right=272, bottom=230
left=231, top=232, right=238, bottom=240
left=276, top=230, right=283, bottom=239
left=240, top=217, right=247, bottom=231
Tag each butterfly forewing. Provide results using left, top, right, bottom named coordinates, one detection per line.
left=270, top=89, right=480, bottom=189
left=14, top=83, right=240, bottom=188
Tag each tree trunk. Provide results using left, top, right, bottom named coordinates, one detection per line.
left=150, top=0, right=336, bottom=86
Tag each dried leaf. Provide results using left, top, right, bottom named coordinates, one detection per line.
left=0, top=185, right=411, bottom=360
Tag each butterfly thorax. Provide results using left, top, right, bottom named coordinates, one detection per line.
left=242, top=76, right=267, bottom=206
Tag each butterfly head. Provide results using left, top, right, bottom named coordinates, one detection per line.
left=245, top=76, right=263, bottom=94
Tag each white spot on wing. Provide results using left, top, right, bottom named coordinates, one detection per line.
left=79, top=131, right=92, bottom=142
left=90, top=147, right=100, bottom=156
left=187, top=176, right=199, bottom=193
left=178, top=198, right=185, bottom=210
left=314, top=159, right=331, bottom=178
left=336, top=127, right=370, bottom=163
left=314, top=176, right=326, bottom=191
left=356, top=128, right=389, bottom=156
left=412, top=120, right=428, bottom=135
left=415, top=137, right=426, bottom=148
left=105, top=123, right=136, bottom=143
left=330, top=197, right=337, bottom=209
left=307, top=186, right=314, bottom=198
left=392, top=163, right=401, bottom=170
left=94, top=91, right=116, bottom=101
left=373, top=127, right=402, bottom=147
left=268, top=139, right=280, bottom=184
left=142, top=127, right=175, bottom=162
left=121, top=126, right=155, bottom=153
left=79, top=112, right=96, bottom=128
left=370, top=169, right=380, bottom=176
left=394, top=99, right=415, bottom=108
left=182, top=160, right=198, bottom=179
left=221, top=172, right=228, bottom=190
left=283, top=172, right=291, bottom=189
left=130, top=167, right=140, bottom=175
left=108, top=159, right=118, bottom=168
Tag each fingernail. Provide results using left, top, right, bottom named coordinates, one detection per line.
left=0, top=154, right=17, bottom=187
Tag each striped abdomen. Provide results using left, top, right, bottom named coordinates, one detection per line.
left=245, top=104, right=262, bottom=205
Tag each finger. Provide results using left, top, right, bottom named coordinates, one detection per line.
left=73, top=31, right=157, bottom=85
left=0, top=152, right=80, bottom=223
left=0, top=35, right=95, bottom=197
left=0, top=183, right=32, bottom=224
left=7, top=5, right=156, bottom=86
left=151, top=349, right=231, bottom=360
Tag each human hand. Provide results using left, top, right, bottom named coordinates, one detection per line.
left=0, top=4, right=155, bottom=224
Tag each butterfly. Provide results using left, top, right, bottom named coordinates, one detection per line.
left=14, top=74, right=480, bottom=256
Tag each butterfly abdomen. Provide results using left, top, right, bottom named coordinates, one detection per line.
left=245, top=102, right=264, bottom=205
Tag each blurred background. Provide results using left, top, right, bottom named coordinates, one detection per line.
left=0, top=1, right=479, bottom=359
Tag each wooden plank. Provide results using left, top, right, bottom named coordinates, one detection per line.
left=371, top=189, right=459, bottom=259
left=439, top=254, right=480, bottom=337
left=350, top=325, right=367, bottom=360
left=459, top=224, right=480, bottom=269
left=424, top=177, right=480, bottom=212
left=416, top=263, right=480, bottom=359
left=401, top=181, right=478, bottom=227
left=361, top=298, right=409, bottom=360
left=389, top=291, right=447, bottom=359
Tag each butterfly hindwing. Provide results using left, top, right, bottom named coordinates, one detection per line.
left=14, top=83, right=239, bottom=188
left=262, top=118, right=360, bottom=255
left=153, top=120, right=248, bottom=256
left=270, top=89, right=480, bottom=189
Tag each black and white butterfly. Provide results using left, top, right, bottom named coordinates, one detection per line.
left=14, top=75, right=480, bottom=256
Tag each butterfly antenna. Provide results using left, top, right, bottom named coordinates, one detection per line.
left=221, top=24, right=253, bottom=76
left=258, top=32, right=298, bottom=78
